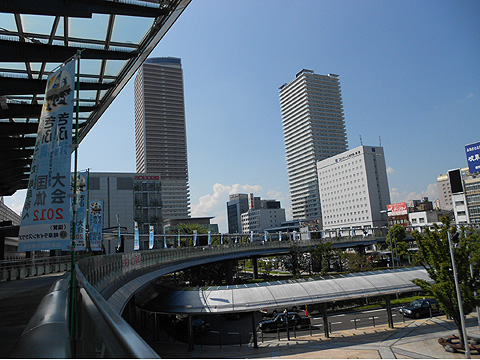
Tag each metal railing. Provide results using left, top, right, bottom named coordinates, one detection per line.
left=0, top=255, right=71, bottom=282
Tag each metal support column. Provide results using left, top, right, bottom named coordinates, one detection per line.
left=322, top=303, right=329, bottom=338
left=251, top=312, right=258, bottom=348
left=385, top=294, right=394, bottom=328
left=187, top=315, right=194, bottom=352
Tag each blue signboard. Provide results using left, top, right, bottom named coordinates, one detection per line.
left=465, top=141, right=480, bottom=174
left=18, top=60, right=75, bottom=252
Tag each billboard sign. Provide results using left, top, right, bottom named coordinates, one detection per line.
left=465, top=141, right=480, bottom=174
left=18, top=59, right=75, bottom=252
left=387, top=202, right=408, bottom=216
left=89, top=201, right=103, bottom=251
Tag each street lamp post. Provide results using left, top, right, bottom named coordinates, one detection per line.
left=448, top=231, right=471, bottom=359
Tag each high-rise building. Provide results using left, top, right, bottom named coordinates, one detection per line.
left=134, top=57, right=190, bottom=219
left=279, top=70, right=348, bottom=221
left=317, top=146, right=391, bottom=231
left=227, top=194, right=250, bottom=234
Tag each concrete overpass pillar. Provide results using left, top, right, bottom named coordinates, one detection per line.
left=225, top=260, right=234, bottom=285
left=252, top=257, right=258, bottom=280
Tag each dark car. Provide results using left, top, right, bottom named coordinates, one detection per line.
left=170, top=316, right=210, bottom=334
left=399, top=298, right=442, bottom=319
left=258, top=312, right=310, bottom=332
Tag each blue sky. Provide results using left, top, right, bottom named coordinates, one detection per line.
left=5, top=0, right=480, bottom=232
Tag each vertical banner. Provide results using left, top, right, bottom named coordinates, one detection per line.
left=307, top=229, right=311, bottom=240
left=163, top=233, right=167, bottom=249
left=193, top=230, right=197, bottom=246
left=278, top=231, right=282, bottom=242
left=116, top=215, right=121, bottom=250
left=89, top=201, right=103, bottom=251
left=264, top=231, right=268, bottom=242
left=220, top=233, right=224, bottom=245
left=178, top=232, right=181, bottom=247
left=149, top=225, right=154, bottom=249
left=134, top=221, right=139, bottom=251
left=250, top=231, right=254, bottom=242
left=293, top=231, right=297, bottom=241
left=208, top=231, right=211, bottom=245
left=18, top=60, right=75, bottom=252
left=72, top=171, right=87, bottom=251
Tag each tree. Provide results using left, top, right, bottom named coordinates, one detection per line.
left=284, top=243, right=302, bottom=278
left=386, top=224, right=407, bottom=264
left=311, top=242, right=334, bottom=275
left=412, top=218, right=480, bottom=349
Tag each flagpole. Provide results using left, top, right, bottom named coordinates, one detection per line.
left=70, top=50, right=81, bottom=338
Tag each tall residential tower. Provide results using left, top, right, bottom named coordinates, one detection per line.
left=134, top=57, right=190, bottom=220
left=279, top=70, right=348, bottom=221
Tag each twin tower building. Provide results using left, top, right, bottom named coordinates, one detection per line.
left=134, top=59, right=390, bottom=233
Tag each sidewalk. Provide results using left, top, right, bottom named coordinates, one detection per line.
left=153, top=315, right=480, bottom=359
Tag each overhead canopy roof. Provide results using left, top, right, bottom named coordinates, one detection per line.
left=0, top=0, right=191, bottom=196
left=135, top=267, right=432, bottom=314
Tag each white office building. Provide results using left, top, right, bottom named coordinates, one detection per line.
left=279, top=70, right=347, bottom=221
left=317, top=146, right=391, bottom=231
left=241, top=208, right=286, bottom=233
left=134, top=57, right=190, bottom=219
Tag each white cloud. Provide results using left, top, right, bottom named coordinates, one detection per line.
left=390, top=183, right=438, bottom=204
left=2, top=190, right=26, bottom=216
left=387, top=166, right=395, bottom=174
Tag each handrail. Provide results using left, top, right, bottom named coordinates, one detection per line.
left=75, top=267, right=160, bottom=358
left=10, top=273, right=71, bottom=358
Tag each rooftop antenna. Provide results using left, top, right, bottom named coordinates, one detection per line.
left=379, top=136, right=382, bottom=147
left=359, top=135, right=363, bottom=145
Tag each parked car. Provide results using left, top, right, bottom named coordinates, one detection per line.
left=170, top=315, right=210, bottom=334
left=259, top=306, right=299, bottom=317
left=258, top=312, right=310, bottom=332
left=398, top=298, right=442, bottom=319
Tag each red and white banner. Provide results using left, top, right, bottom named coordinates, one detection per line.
left=387, top=202, right=408, bottom=216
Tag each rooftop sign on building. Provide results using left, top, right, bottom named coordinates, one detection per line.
left=465, top=141, right=480, bottom=174
left=387, top=202, right=408, bottom=217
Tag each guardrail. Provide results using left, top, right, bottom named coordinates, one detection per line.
left=0, top=255, right=71, bottom=282
left=77, top=238, right=338, bottom=293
